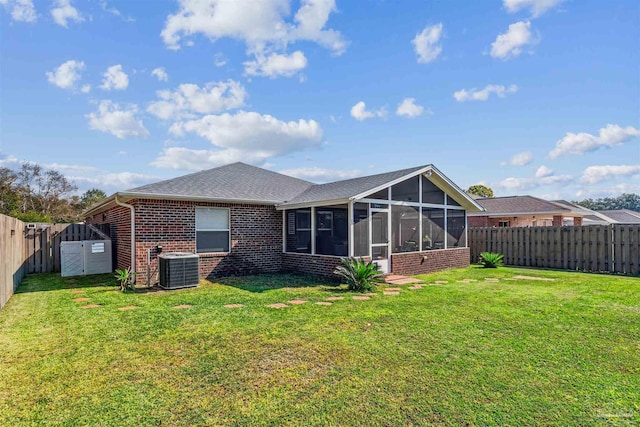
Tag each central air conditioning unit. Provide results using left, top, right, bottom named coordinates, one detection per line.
left=158, top=253, right=199, bottom=289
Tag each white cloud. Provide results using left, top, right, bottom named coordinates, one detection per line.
left=160, top=0, right=346, bottom=55
left=453, top=84, right=518, bottom=102
left=80, top=84, right=91, bottom=93
left=0, top=154, right=19, bottom=166
left=100, top=65, right=129, bottom=91
left=396, top=98, right=425, bottom=118
left=350, top=101, right=386, bottom=121
left=502, top=151, right=533, bottom=166
left=535, top=165, right=553, bottom=178
left=147, top=79, right=246, bottom=120
left=1, top=0, right=37, bottom=23
left=100, top=0, right=134, bottom=22
left=151, top=67, right=169, bottom=82
left=244, top=51, right=307, bottom=78
left=155, top=111, right=323, bottom=170
left=496, top=165, right=572, bottom=191
left=549, top=124, right=640, bottom=159
left=575, top=182, right=640, bottom=199
left=70, top=172, right=158, bottom=190
left=87, top=100, right=149, bottom=139
left=279, top=166, right=361, bottom=182
left=503, top=0, right=563, bottom=18
left=51, top=0, right=84, bottom=28
left=412, top=23, right=443, bottom=64
left=580, top=165, right=640, bottom=184
left=45, top=60, right=85, bottom=90
left=214, top=53, right=227, bottom=67
left=490, top=21, right=535, bottom=60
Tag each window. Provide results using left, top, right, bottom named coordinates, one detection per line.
left=498, top=220, right=510, bottom=228
left=446, top=209, right=466, bottom=247
left=316, top=211, right=333, bottom=231
left=285, top=209, right=311, bottom=253
left=392, top=205, right=420, bottom=253
left=392, top=176, right=419, bottom=202
left=422, top=176, right=445, bottom=204
left=196, top=208, right=230, bottom=253
left=316, top=208, right=348, bottom=256
left=422, top=207, right=445, bottom=250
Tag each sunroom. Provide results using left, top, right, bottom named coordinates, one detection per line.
left=278, top=165, right=484, bottom=276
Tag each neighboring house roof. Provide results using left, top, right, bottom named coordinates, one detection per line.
left=469, top=195, right=572, bottom=216
left=596, top=209, right=640, bottom=224
left=125, top=162, right=313, bottom=204
left=84, top=162, right=483, bottom=217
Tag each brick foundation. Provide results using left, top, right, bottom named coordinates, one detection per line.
left=281, top=253, right=354, bottom=279
left=390, top=247, right=470, bottom=275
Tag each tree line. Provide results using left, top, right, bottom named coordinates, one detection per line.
left=0, top=163, right=106, bottom=223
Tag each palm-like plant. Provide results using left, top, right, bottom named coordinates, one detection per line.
left=479, top=252, right=504, bottom=268
left=334, top=257, right=383, bottom=292
left=114, top=268, right=136, bottom=292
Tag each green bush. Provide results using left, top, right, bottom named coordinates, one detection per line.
left=114, top=268, right=136, bottom=292
left=334, top=257, right=383, bottom=292
left=479, top=252, right=504, bottom=268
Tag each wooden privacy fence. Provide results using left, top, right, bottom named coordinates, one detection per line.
left=469, top=225, right=640, bottom=275
left=0, top=214, right=111, bottom=308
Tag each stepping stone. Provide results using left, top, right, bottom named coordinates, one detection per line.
left=326, top=296, right=344, bottom=301
left=408, top=286, right=422, bottom=290
left=385, top=287, right=402, bottom=291
left=383, top=291, right=400, bottom=296
left=267, top=303, right=288, bottom=309
left=118, top=306, right=139, bottom=311
left=385, top=275, right=405, bottom=282
left=316, top=301, right=332, bottom=306
left=364, top=292, right=377, bottom=296
left=172, top=304, right=192, bottom=309
left=79, top=304, right=100, bottom=309
left=434, top=280, right=448, bottom=284
left=485, top=278, right=500, bottom=282
left=353, top=296, right=370, bottom=301
left=73, top=297, right=91, bottom=302
left=224, top=304, right=244, bottom=308
left=69, top=289, right=84, bottom=294
left=388, top=278, right=422, bottom=285
left=288, top=299, right=308, bottom=305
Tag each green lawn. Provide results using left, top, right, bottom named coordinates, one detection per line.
left=1, top=267, right=638, bottom=426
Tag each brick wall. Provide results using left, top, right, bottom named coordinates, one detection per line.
left=86, top=205, right=131, bottom=271
left=390, top=247, right=470, bottom=275
left=282, top=253, right=344, bottom=279
left=89, top=199, right=282, bottom=283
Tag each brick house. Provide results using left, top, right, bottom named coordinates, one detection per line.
left=467, top=196, right=587, bottom=228
left=84, top=162, right=483, bottom=283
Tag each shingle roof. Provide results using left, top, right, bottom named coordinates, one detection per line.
left=474, top=195, right=570, bottom=214
left=125, top=162, right=313, bottom=203
left=280, top=165, right=426, bottom=205
left=597, top=209, right=640, bottom=224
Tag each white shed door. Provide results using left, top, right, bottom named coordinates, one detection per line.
left=61, top=241, right=84, bottom=277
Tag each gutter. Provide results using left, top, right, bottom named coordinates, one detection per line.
left=115, top=195, right=136, bottom=278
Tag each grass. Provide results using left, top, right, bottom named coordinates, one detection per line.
left=0, top=267, right=638, bottom=426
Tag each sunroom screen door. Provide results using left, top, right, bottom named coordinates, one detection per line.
left=370, top=209, right=389, bottom=274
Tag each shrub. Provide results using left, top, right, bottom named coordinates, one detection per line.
left=479, top=252, right=504, bottom=268
left=334, top=257, right=383, bottom=292
left=114, top=268, right=136, bottom=292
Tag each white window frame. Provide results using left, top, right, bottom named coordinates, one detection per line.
left=195, top=207, right=231, bottom=254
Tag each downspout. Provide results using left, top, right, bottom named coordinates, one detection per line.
left=115, top=195, right=136, bottom=280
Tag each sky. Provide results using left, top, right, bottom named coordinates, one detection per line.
left=0, top=0, right=639, bottom=201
